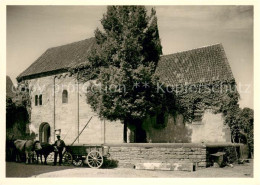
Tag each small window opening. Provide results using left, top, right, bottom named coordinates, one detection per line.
left=35, top=95, right=38, bottom=106
left=62, top=90, right=68, bottom=103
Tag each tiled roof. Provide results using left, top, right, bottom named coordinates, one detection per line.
left=17, top=37, right=96, bottom=81
left=17, top=38, right=234, bottom=85
left=156, top=44, right=234, bottom=85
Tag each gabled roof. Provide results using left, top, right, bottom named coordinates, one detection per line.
left=17, top=38, right=234, bottom=85
left=17, top=37, right=96, bottom=82
left=156, top=44, right=234, bottom=85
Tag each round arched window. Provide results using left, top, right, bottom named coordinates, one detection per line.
left=35, top=95, right=38, bottom=106
left=39, top=94, right=42, bottom=105
left=62, top=90, right=68, bottom=103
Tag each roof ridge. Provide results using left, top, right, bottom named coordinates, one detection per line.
left=161, top=43, right=223, bottom=57
left=17, top=37, right=96, bottom=81
left=47, top=37, right=95, bottom=50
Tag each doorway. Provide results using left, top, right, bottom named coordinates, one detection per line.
left=39, top=122, right=50, bottom=143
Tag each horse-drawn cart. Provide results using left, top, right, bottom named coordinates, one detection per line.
left=63, top=144, right=110, bottom=168
left=61, top=117, right=110, bottom=168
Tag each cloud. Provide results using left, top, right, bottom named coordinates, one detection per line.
left=155, top=6, right=253, bottom=33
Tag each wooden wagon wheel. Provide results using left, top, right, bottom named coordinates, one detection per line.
left=62, top=152, right=73, bottom=166
left=86, top=150, right=103, bottom=168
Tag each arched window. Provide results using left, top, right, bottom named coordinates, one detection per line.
left=35, top=95, right=38, bottom=106
left=62, top=90, right=68, bottom=103
left=39, top=95, right=42, bottom=105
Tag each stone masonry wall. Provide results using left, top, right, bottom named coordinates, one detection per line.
left=29, top=75, right=55, bottom=142
left=27, top=72, right=230, bottom=145
left=191, top=110, right=231, bottom=143
left=27, top=73, right=124, bottom=145
left=143, top=114, right=192, bottom=143
left=143, top=110, right=231, bottom=143
left=108, top=143, right=207, bottom=169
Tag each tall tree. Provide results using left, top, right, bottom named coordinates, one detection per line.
left=6, top=82, right=32, bottom=139
left=71, top=6, right=165, bottom=142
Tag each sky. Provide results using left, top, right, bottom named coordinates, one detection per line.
left=6, top=6, right=253, bottom=109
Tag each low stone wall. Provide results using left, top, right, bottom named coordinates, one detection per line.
left=107, top=143, right=207, bottom=169
left=40, top=142, right=243, bottom=169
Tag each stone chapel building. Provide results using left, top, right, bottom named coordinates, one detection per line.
left=17, top=37, right=234, bottom=145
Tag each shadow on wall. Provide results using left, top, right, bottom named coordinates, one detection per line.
left=143, top=114, right=192, bottom=143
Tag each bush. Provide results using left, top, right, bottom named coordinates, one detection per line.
left=223, top=146, right=238, bottom=164
left=102, top=158, right=119, bottom=168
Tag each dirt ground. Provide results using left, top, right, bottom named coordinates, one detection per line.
left=5, top=160, right=253, bottom=178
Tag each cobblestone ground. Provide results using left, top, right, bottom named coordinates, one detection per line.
left=5, top=160, right=253, bottom=178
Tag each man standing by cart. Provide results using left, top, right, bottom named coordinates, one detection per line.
left=53, top=135, right=66, bottom=166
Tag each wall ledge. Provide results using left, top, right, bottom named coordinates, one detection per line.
left=205, top=142, right=244, bottom=147
left=71, top=142, right=243, bottom=148
left=106, top=143, right=206, bottom=148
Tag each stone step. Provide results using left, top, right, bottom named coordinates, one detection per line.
left=134, top=162, right=195, bottom=172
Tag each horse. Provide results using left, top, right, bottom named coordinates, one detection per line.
left=13, top=139, right=42, bottom=164
left=35, top=143, right=55, bottom=165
